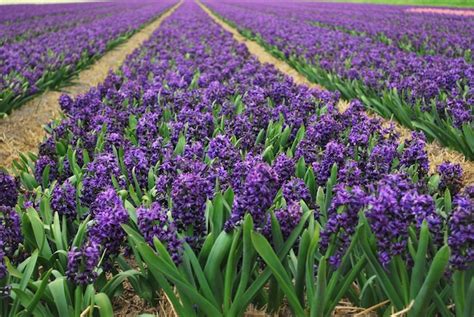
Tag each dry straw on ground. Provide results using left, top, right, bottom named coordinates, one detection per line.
left=0, top=1, right=182, bottom=169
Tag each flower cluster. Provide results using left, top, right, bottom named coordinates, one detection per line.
left=448, top=192, right=474, bottom=270
left=66, top=242, right=100, bottom=285
left=171, top=172, right=213, bottom=240
left=51, top=180, right=77, bottom=218
left=87, top=188, right=129, bottom=265
left=320, top=185, right=366, bottom=267
left=0, top=171, right=18, bottom=208
left=226, top=162, right=279, bottom=231
left=366, top=174, right=416, bottom=266
left=0, top=205, right=22, bottom=291
left=437, top=162, right=463, bottom=195
left=137, top=202, right=182, bottom=264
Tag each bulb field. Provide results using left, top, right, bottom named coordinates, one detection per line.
left=0, top=1, right=472, bottom=316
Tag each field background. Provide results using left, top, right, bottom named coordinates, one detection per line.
left=321, top=0, right=474, bottom=7
left=2, top=0, right=474, bottom=7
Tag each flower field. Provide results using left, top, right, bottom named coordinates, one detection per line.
left=205, top=1, right=474, bottom=158
left=0, top=1, right=473, bottom=316
left=0, top=1, right=174, bottom=115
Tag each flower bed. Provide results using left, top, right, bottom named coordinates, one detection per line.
left=0, top=1, right=472, bottom=316
left=204, top=1, right=474, bottom=159
left=0, top=1, right=175, bottom=115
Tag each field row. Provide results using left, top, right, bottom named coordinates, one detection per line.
left=0, top=1, right=175, bottom=115
left=204, top=0, right=474, bottom=159
left=0, top=1, right=472, bottom=316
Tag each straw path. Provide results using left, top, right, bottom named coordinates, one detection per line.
left=0, top=1, right=183, bottom=169
left=198, top=0, right=473, bottom=186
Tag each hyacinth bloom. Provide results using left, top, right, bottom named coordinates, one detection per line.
left=320, top=185, right=366, bottom=267
left=437, top=162, right=464, bottom=195
left=66, top=242, right=101, bottom=286
left=448, top=193, right=474, bottom=270
left=51, top=180, right=77, bottom=218
left=0, top=205, right=22, bottom=296
left=0, top=171, right=18, bottom=208
left=226, top=162, right=279, bottom=230
left=137, top=202, right=182, bottom=264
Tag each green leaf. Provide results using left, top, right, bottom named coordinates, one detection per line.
left=204, top=231, right=233, bottom=301
left=101, top=270, right=140, bottom=298
left=223, top=229, right=242, bottom=314
left=233, top=215, right=255, bottom=303
left=409, top=246, right=450, bottom=317
left=94, top=293, right=114, bottom=317
left=295, top=230, right=310, bottom=306
left=182, top=243, right=219, bottom=308
left=25, top=268, right=53, bottom=314
left=296, top=156, right=306, bottom=179
left=48, top=278, right=70, bottom=317
left=360, top=223, right=404, bottom=310
left=311, top=256, right=327, bottom=317
left=174, top=133, right=186, bottom=155
left=19, top=250, right=39, bottom=290
left=136, top=242, right=222, bottom=316
left=409, top=221, right=429, bottom=299
left=251, top=231, right=305, bottom=316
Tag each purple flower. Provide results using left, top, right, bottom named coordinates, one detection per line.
left=51, top=180, right=77, bottom=218
left=339, top=160, right=363, bottom=186
left=59, top=94, right=74, bottom=114
left=320, top=185, right=366, bottom=267
left=401, top=189, right=443, bottom=245
left=226, top=162, right=279, bottom=231
left=136, top=112, right=161, bottom=146
left=273, top=153, right=295, bottom=185
left=34, top=155, right=57, bottom=184
left=137, top=202, right=182, bottom=264
left=207, top=135, right=239, bottom=168
left=171, top=172, right=213, bottom=237
left=0, top=171, right=18, bottom=208
left=66, top=242, right=100, bottom=285
left=0, top=205, right=22, bottom=258
left=400, top=132, right=429, bottom=176
left=229, top=154, right=261, bottom=190
left=124, top=146, right=150, bottom=187
left=282, top=177, right=311, bottom=204
left=312, top=141, right=346, bottom=185
left=448, top=194, right=473, bottom=270
left=0, top=205, right=22, bottom=282
left=365, top=142, right=398, bottom=182
left=87, top=188, right=129, bottom=263
left=274, top=201, right=303, bottom=239
left=437, top=162, right=463, bottom=195
left=366, top=174, right=414, bottom=266
left=81, top=153, right=122, bottom=207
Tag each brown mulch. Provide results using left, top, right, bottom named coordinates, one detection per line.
left=112, top=281, right=380, bottom=317
left=0, top=1, right=182, bottom=170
